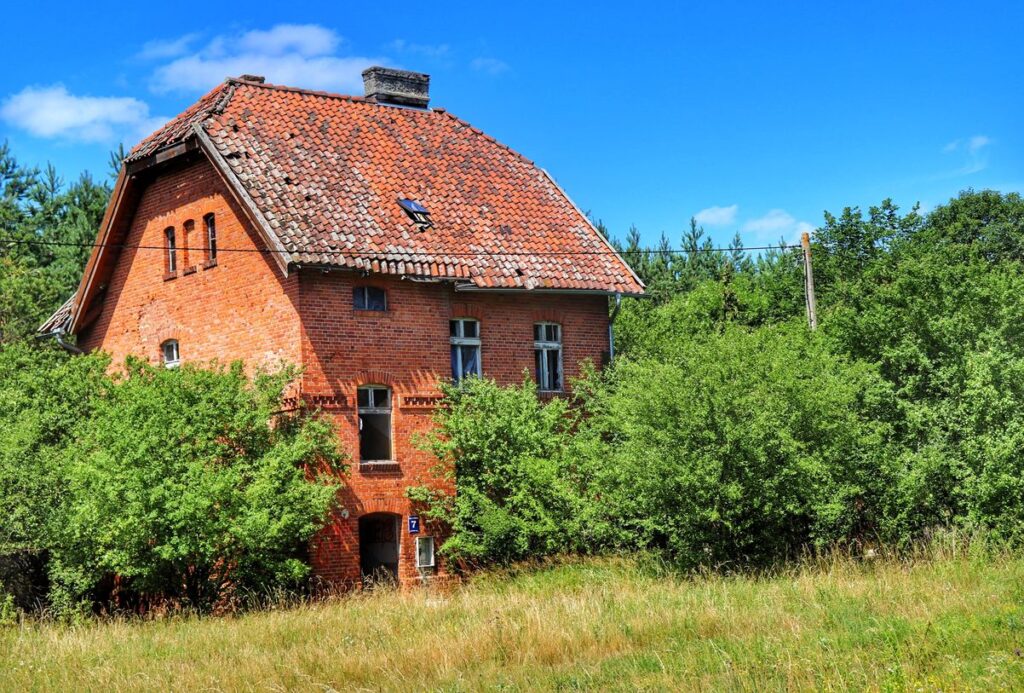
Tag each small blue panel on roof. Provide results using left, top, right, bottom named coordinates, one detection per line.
left=398, top=198, right=429, bottom=214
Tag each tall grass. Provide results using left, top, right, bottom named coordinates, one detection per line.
left=2, top=542, right=1023, bottom=691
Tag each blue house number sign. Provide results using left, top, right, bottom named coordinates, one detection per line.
left=408, top=515, right=420, bottom=534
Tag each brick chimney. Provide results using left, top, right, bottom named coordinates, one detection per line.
left=362, top=67, right=430, bottom=108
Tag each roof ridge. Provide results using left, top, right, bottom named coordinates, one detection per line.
left=438, top=110, right=536, bottom=167
left=226, top=78, right=370, bottom=104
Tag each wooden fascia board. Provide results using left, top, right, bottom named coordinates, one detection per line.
left=191, top=123, right=292, bottom=275
left=69, top=166, right=131, bottom=333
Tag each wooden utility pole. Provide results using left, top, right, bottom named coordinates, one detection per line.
left=801, top=232, right=818, bottom=331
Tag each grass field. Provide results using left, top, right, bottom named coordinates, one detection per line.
left=2, top=546, right=1024, bottom=691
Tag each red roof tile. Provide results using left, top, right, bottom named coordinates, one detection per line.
left=128, top=79, right=644, bottom=294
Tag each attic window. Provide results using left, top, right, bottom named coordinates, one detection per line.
left=397, top=198, right=433, bottom=229
left=161, top=340, right=180, bottom=369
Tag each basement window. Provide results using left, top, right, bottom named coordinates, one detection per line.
left=164, top=227, right=177, bottom=273
left=204, top=213, right=217, bottom=264
left=161, top=339, right=180, bottom=369
left=534, top=323, right=563, bottom=392
left=358, top=386, right=392, bottom=462
left=450, top=318, right=481, bottom=383
left=416, top=536, right=435, bottom=569
left=397, top=198, right=434, bottom=229
left=354, top=286, right=387, bottom=311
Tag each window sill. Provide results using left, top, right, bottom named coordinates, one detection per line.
left=182, top=265, right=197, bottom=276
left=203, top=259, right=218, bottom=270
left=353, top=309, right=389, bottom=316
left=163, top=271, right=178, bottom=282
left=358, top=460, right=400, bottom=473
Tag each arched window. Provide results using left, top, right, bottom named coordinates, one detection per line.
left=164, top=227, right=177, bottom=273
left=357, top=386, right=392, bottom=462
left=161, top=339, right=180, bottom=369
left=533, top=323, right=562, bottom=391
left=449, top=318, right=481, bottom=383
left=204, top=213, right=217, bottom=264
left=182, top=219, right=194, bottom=270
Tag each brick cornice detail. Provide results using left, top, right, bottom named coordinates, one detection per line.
left=281, top=393, right=350, bottom=410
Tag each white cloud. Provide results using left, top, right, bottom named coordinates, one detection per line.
left=967, top=134, right=991, bottom=154
left=741, top=209, right=812, bottom=244
left=471, top=57, right=509, bottom=75
left=694, top=204, right=738, bottom=226
left=0, top=85, right=166, bottom=143
left=138, top=34, right=199, bottom=60
left=150, top=24, right=384, bottom=94
left=940, top=133, right=992, bottom=176
left=388, top=39, right=451, bottom=59
left=235, top=24, right=340, bottom=57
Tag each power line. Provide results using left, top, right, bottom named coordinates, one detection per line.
left=0, top=236, right=801, bottom=257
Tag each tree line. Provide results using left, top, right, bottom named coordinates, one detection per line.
left=413, top=191, right=1024, bottom=569
left=2, top=139, right=1023, bottom=614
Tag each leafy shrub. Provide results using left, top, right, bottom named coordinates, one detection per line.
left=0, top=342, right=108, bottom=554
left=46, top=359, right=346, bottom=610
left=0, top=345, right=346, bottom=612
left=575, top=321, right=893, bottom=566
left=409, top=377, right=596, bottom=566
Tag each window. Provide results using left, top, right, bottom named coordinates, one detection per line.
left=534, top=323, right=563, bottom=391
left=450, top=318, right=481, bottom=383
left=357, top=386, right=392, bottom=461
left=397, top=198, right=434, bottom=229
left=204, top=213, right=217, bottom=263
left=161, top=339, right=180, bottom=369
left=416, top=536, right=435, bottom=568
left=164, top=227, right=177, bottom=273
left=353, top=286, right=387, bottom=311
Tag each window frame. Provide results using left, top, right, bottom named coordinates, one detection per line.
left=449, top=318, right=482, bottom=383
left=353, top=286, right=388, bottom=312
left=164, top=227, right=177, bottom=273
left=416, top=536, right=436, bottom=568
left=204, top=213, right=217, bottom=264
left=161, top=339, right=180, bottom=369
left=533, top=322, right=563, bottom=392
left=357, top=385, right=393, bottom=462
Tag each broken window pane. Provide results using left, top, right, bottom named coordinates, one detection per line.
left=534, top=322, right=563, bottom=391
left=354, top=286, right=387, bottom=311
left=449, top=318, right=482, bottom=383
left=358, top=385, right=392, bottom=461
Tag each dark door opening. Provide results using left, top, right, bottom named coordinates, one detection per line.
left=359, top=513, right=400, bottom=587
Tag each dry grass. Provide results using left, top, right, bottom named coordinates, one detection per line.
left=3, top=547, right=1024, bottom=691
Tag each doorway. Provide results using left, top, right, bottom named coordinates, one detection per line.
left=359, top=513, right=400, bottom=587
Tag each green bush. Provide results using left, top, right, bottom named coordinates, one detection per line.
left=576, top=321, right=893, bottom=566
left=47, top=359, right=346, bottom=610
left=409, top=377, right=597, bottom=566
left=0, top=345, right=346, bottom=612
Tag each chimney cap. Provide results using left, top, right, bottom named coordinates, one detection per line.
left=236, top=74, right=266, bottom=84
left=362, top=66, right=430, bottom=109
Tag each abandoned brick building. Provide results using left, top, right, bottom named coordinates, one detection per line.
left=40, top=67, right=644, bottom=586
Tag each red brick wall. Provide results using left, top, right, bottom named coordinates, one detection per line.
left=298, top=272, right=610, bottom=585
left=77, top=154, right=612, bottom=588
left=78, top=157, right=301, bottom=370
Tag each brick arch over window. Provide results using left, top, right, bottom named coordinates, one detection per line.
left=449, top=302, right=487, bottom=321
left=358, top=497, right=406, bottom=516
left=531, top=308, right=564, bottom=324
left=358, top=369, right=395, bottom=387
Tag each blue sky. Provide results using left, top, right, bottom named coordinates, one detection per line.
left=1, top=0, right=1020, bottom=248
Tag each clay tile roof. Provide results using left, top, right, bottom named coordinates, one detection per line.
left=37, top=293, right=75, bottom=334
left=128, top=79, right=644, bottom=294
